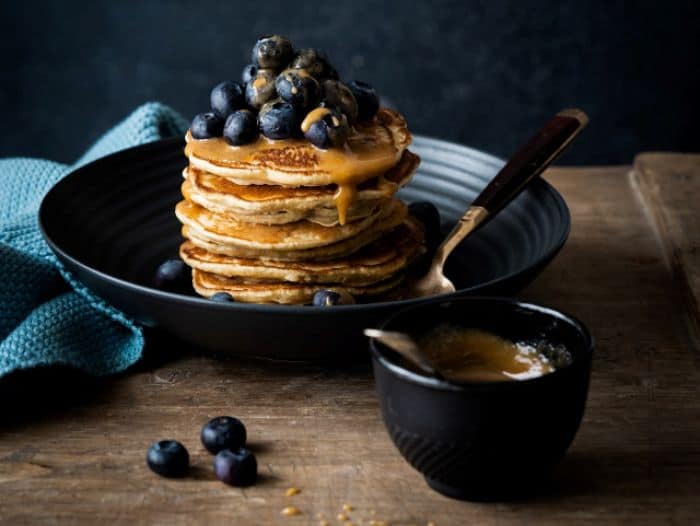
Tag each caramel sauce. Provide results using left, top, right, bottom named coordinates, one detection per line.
left=188, top=171, right=331, bottom=200
left=417, top=327, right=557, bottom=382
left=184, top=116, right=402, bottom=225
left=333, top=184, right=358, bottom=225
left=300, top=107, right=331, bottom=133
left=187, top=157, right=413, bottom=203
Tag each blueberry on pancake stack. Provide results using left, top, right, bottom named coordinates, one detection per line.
left=176, top=35, right=426, bottom=304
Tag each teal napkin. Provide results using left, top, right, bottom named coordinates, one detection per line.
left=0, top=102, right=188, bottom=378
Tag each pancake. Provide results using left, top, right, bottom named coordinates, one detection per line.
left=183, top=177, right=383, bottom=226
left=176, top=199, right=406, bottom=251
left=180, top=217, right=425, bottom=286
left=184, top=177, right=383, bottom=226
left=185, top=109, right=411, bottom=188
left=192, top=269, right=406, bottom=304
left=181, top=199, right=407, bottom=260
left=183, top=150, right=420, bottom=226
left=177, top=101, right=424, bottom=304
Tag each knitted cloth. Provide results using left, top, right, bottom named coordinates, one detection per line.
left=0, top=102, right=188, bottom=377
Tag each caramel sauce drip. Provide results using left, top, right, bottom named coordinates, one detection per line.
left=333, top=184, right=358, bottom=225
left=184, top=117, right=402, bottom=225
left=300, top=107, right=331, bottom=133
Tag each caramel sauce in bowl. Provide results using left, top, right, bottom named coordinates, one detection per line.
left=369, top=297, right=594, bottom=501
left=416, top=326, right=565, bottom=382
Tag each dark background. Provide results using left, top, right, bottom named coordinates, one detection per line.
left=1, top=0, right=698, bottom=165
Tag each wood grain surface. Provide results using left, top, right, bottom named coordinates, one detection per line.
left=1, top=158, right=699, bottom=525
left=632, top=153, right=700, bottom=345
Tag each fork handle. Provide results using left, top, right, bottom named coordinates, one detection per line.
left=433, top=108, right=589, bottom=267
left=472, top=108, right=588, bottom=214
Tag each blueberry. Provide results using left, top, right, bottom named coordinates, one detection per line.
left=409, top=201, right=441, bottom=249
left=223, top=109, right=258, bottom=146
left=214, top=448, right=257, bottom=486
left=153, top=259, right=190, bottom=293
left=241, top=64, right=258, bottom=84
left=275, top=68, right=321, bottom=109
left=313, top=289, right=341, bottom=306
left=321, top=80, right=358, bottom=124
left=201, top=416, right=247, bottom=454
left=291, top=48, right=339, bottom=81
left=303, top=109, right=349, bottom=149
left=348, top=80, right=380, bottom=121
left=312, top=288, right=355, bottom=306
left=190, top=112, right=224, bottom=139
left=258, top=100, right=301, bottom=140
left=252, top=35, right=294, bottom=70
left=210, top=292, right=236, bottom=302
left=210, top=81, right=246, bottom=119
left=245, top=69, right=278, bottom=109
left=146, top=440, right=189, bottom=478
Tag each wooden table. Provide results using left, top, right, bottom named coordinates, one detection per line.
left=1, top=154, right=699, bottom=525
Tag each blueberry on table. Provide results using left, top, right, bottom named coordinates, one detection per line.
left=303, top=109, right=349, bottom=149
left=201, top=416, right=247, bottom=453
left=147, top=440, right=189, bottom=478
left=153, top=259, right=191, bottom=293
left=224, top=109, right=258, bottom=146
left=210, top=81, right=246, bottom=119
left=210, top=292, right=236, bottom=302
left=409, top=201, right=442, bottom=249
left=190, top=112, right=224, bottom=139
left=291, top=48, right=339, bottom=81
left=214, top=448, right=257, bottom=486
left=321, top=80, right=358, bottom=124
left=241, top=64, right=258, bottom=84
left=275, top=68, right=321, bottom=109
left=258, top=100, right=301, bottom=140
left=348, top=80, right=380, bottom=121
left=245, top=69, right=278, bottom=109
left=252, top=35, right=294, bottom=70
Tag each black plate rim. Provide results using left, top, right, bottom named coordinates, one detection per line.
left=38, top=135, right=571, bottom=316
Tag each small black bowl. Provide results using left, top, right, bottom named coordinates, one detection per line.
left=370, top=297, right=594, bottom=501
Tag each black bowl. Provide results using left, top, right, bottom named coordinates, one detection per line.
left=370, top=297, right=594, bottom=501
left=39, top=136, right=570, bottom=361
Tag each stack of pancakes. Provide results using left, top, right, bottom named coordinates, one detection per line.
left=176, top=108, right=425, bottom=304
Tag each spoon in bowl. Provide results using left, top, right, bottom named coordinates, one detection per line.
left=411, top=108, right=589, bottom=297
left=363, top=328, right=445, bottom=380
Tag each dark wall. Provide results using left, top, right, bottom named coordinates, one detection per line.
left=2, top=0, right=698, bottom=164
